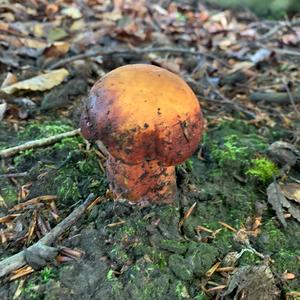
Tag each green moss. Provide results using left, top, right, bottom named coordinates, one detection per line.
left=106, top=269, right=115, bottom=281
left=255, top=220, right=300, bottom=289
left=177, top=158, right=194, bottom=173
left=1, top=186, right=18, bottom=203
left=212, top=229, right=234, bottom=256
left=246, top=157, right=279, bottom=184
left=259, top=220, right=286, bottom=254
left=22, top=281, right=39, bottom=299
left=18, top=120, right=73, bottom=140
left=238, top=250, right=260, bottom=266
left=13, top=149, right=34, bottom=166
left=40, top=267, right=56, bottom=284
left=210, top=132, right=268, bottom=172
left=54, top=151, right=107, bottom=203
left=10, top=121, right=107, bottom=204
left=133, top=245, right=168, bottom=269
left=158, top=239, right=188, bottom=254
left=193, top=292, right=209, bottom=300
left=175, top=281, right=190, bottom=299
left=110, top=245, right=130, bottom=266
left=22, top=267, right=58, bottom=299
left=211, top=134, right=249, bottom=168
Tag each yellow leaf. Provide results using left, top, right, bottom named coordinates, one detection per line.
left=0, top=69, right=69, bottom=94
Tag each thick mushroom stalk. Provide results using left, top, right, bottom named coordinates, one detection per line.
left=80, top=64, right=203, bottom=203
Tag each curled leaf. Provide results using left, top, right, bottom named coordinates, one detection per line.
left=281, top=183, right=300, bottom=204
left=267, top=182, right=300, bottom=227
left=0, top=69, right=69, bottom=94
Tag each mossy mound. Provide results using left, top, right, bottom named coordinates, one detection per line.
left=0, top=119, right=299, bottom=299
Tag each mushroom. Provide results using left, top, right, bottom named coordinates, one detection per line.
left=80, top=64, right=204, bottom=203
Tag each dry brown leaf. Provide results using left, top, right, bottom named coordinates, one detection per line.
left=223, top=265, right=278, bottom=299
left=0, top=69, right=69, bottom=94
left=267, top=182, right=300, bottom=227
left=227, top=61, right=254, bottom=74
left=1, top=72, right=17, bottom=88
left=43, top=42, right=70, bottom=58
left=281, top=183, right=300, bottom=204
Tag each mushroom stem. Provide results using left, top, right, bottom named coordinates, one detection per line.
left=106, top=155, right=176, bottom=203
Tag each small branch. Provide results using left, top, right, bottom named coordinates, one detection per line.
left=203, top=72, right=256, bottom=119
left=282, top=79, right=300, bottom=118
left=0, top=172, right=28, bottom=178
left=47, top=47, right=203, bottom=70
left=0, top=193, right=95, bottom=278
left=0, top=129, right=80, bottom=159
left=250, top=89, right=300, bottom=104
left=274, top=47, right=300, bottom=58
left=259, top=18, right=300, bottom=41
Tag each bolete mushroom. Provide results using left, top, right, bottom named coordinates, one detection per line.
left=80, top=64, right=203, bottom=203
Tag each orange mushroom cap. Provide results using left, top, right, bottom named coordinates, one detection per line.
left=81, top=64, right=203, bottom=166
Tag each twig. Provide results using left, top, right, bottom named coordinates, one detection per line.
left=282, top=79, right=300, bottom=118
left=273, top=47, right=300, bottom=58
left=47, top=47, right=204, bottom=70
left=204, top=72, right=256, bottom=119
left=0, top=129, right=80, bottom=158
left=259, top=18, right=300, bottom=41
left=250, top=89, right=300, bottom=104
left=0, top=172, right=28, bottom=178
left=0, top=193, right=95, bottom=278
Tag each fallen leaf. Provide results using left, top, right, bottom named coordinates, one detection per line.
left=61, top=7, right=82, bottom=19
left=281, top=183, right=300, bottom=204
left=0, top=69, right=69, bottom=94
left=222, top=265, right=278, bottom=299
left=1, top=72, right=17, bottom=88
left=267, top=182, right=300, bottom=227
left=48, top=28, right=68, bottom=43
left=43, top=42, right=70, bottom=58
left=227, top=61, right=254, bottom=74
left=268, top=141, right=299, bottom=168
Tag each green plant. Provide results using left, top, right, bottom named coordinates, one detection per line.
left=23, top=281, right=38, bottom=299
left=40, top=266, right=56, bottom=283
left=246, top=157, right=279, bottom=183
left=175, top=282, right=189, bottom=299
left=106, top=269, right=115, bottom=281
left=211, top=135, right=248, bottom=167
left=18, top=121, right=73, bottom=140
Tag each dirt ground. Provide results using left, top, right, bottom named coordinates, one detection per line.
left=0, top=1, right=300, bottom=300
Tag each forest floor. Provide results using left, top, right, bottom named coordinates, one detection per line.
left=0, top=1, right=299, bottom=300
